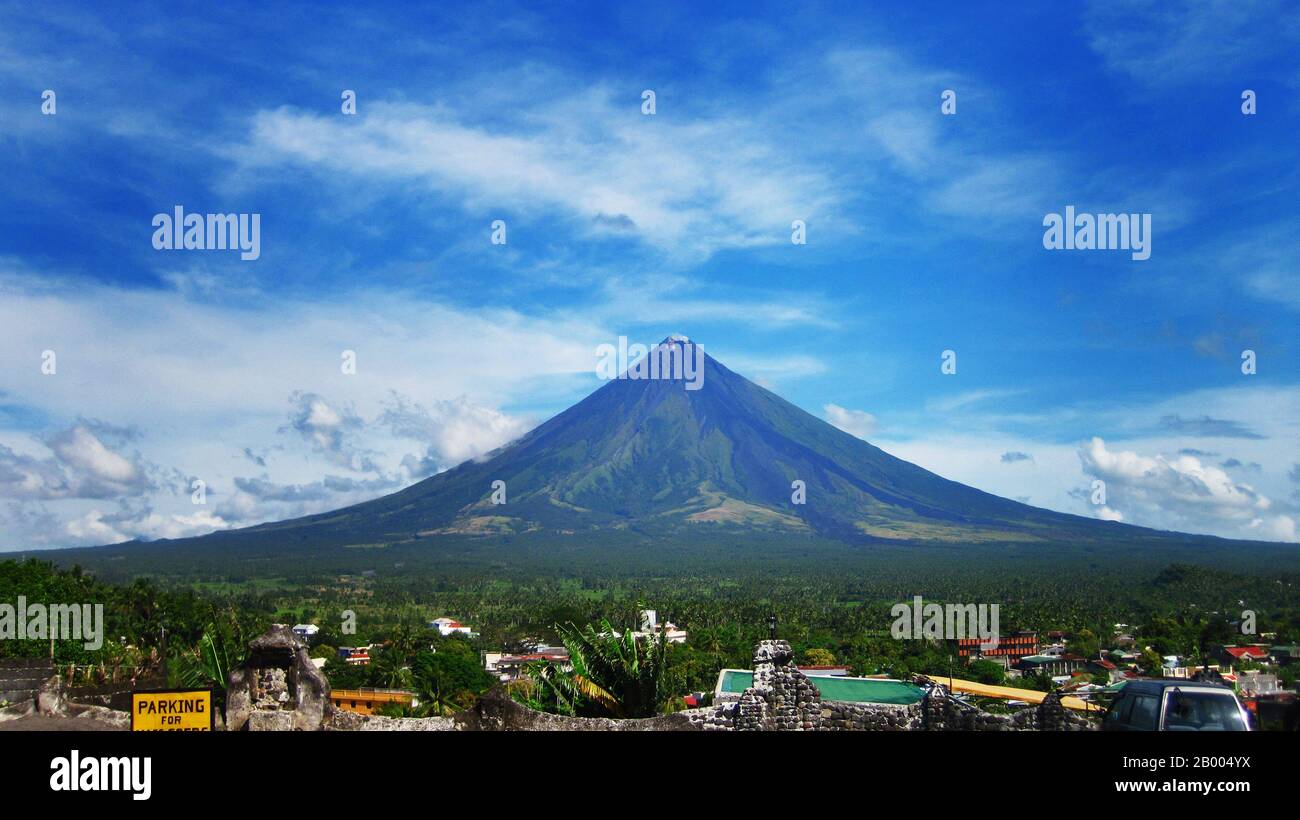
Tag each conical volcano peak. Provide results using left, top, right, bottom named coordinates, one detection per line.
left=595, top=335, right=708, bottom=390
left=124, top=338, right=1201, bottom=554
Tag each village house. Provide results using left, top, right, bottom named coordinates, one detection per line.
left=484, top=646, right=572, bottom=682
left=430, top=617, right=477, bottom=638
left=630, top=610, right=688, bottom=643
left=330, top=687, right=417, bottom=715
left=1017, top=653, right=1087, bottom=678
left=1213, top=644, right=1271, bottom=666
left=337, top=645, right=374, bottom=665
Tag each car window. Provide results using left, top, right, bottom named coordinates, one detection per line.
left=1163, top=691, right=1246, bottom=731
left=1104, top=693, right=1132, bottom=725
left=1129, top=693, right=1160, bottom=730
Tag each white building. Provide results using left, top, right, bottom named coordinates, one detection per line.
left=430, top=617, right=475, bottom=637
left=292, top=624, right=320, bottom=640
left=629, top=609, right=687, bottom=644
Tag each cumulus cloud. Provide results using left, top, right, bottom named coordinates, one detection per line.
left=208, top=391, right=531, bottom=529
left=1092, top=505, right=1124, bottom=522
left=0, top=422, right=154, bottom=500
left=1077, top=437, right=1293, bottom=541
left=1000, top=451, right=1033, bottom=464
left=63, top=500, right=230, bottom=545
left=1250, top=515, right=1297, bottom=542
left=281, top=391, right=381, bottom=473
left=824, top=404, right=879, bottom=440
left=381, top=393, right=532, bottom=479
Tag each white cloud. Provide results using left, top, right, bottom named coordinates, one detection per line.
left=926, top=389, right=1023, bottom=415
left=1083, top=0, right=1300, bottom=88
left=824, top=404, right=879, bottom=439
left=1078, top=436, right=1294, bottom=541
left=0, top=423, right=154, bottom=501
left=725, top=354, right=828, bottom=384
left=230, top=95, right=841, bottom=261
left=380, top=393, right=533, bottom=477
left=64, top=503, right=231, bottom=546
left=282, top=391, right=380, bottom=473
left=1251, top=515, right=1296, bottom=542
left=1096, top=505, right=1124, bottom=522
left=48, top=425, right=141, bottom=486
left=874, top=383, right=1300, bottom=544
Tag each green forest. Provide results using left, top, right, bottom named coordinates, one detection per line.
left=4, top=537, right=1298, bottom=713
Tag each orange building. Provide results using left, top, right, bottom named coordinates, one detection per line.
left=957, top=631, right=1039, bottom=660
left=330, top=688, right=416, bottom=715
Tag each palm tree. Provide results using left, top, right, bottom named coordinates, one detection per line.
left=521, top=619, right=670, bottom=718
left=371, top=650, right=412, bottom=689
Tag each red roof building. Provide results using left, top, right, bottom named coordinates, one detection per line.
left=957, top=631, right=1039, bottom=660
left=1222, top=645, right=1269, bottom=660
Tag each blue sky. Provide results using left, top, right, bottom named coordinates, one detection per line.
left=1, top=0, right=1298, bottom=548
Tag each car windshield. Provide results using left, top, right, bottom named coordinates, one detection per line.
left=1163, top=690, right=1246, bottom=731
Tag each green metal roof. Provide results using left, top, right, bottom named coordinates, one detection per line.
left=719, top=670, right=924, bottom=705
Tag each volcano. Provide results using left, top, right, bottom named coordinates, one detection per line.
left=129, top=336, right=1210, bottom=554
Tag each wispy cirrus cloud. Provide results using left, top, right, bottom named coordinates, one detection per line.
left=228, top=95, right=842, bottom=262
left=1158, top=414, right=1265, bottom=440
left=1083, top=0, right=1300, bottom=88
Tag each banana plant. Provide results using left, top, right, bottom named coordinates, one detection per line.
left=519, top=619, right=669, bottom=718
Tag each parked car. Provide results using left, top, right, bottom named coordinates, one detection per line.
left=1102, top=679, right=1252, bottom=731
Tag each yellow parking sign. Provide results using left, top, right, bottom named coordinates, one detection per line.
left=131, top=689, right=214, bottom=731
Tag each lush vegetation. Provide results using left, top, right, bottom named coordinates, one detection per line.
left=5, top=544, right=1298, bottom=714
left=516, top=620, right=670, bottom=718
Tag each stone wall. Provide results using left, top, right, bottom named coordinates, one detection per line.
left=821, top=701, right=922, bottom=731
